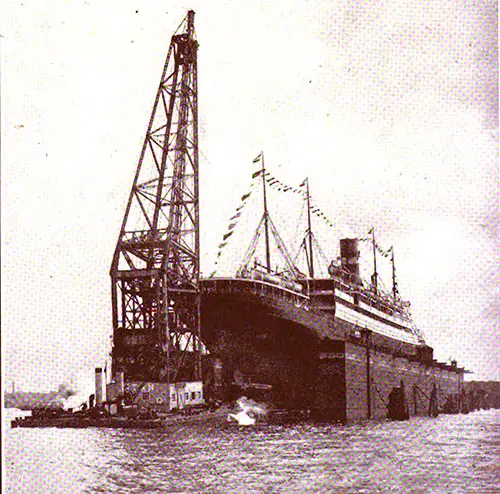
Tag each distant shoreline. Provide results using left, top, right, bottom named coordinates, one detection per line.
left=5, top=381, right=500, bottom=410
left=4, top=387, right=75, bottom=410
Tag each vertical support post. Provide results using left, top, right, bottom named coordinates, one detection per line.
left=191, top=9, right=202, bottom=385
left=306, top=178, right=314, bottom=278
left=111, top=281, right=118, bottom=330
left=365, top=329, right=372, bottom=419
left=95, top=368, right=104, bottom=405
left=195, top=292, right=202, bottom=381
left=261, top=152, right=271, bottom=272
left=371, top=227, right=378, bottom=293
left=163, top=271, right=171, bottom=385
left=391, top=246, right=397, bottom=300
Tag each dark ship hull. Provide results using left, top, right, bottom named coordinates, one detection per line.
left=200, top=275, right=465, bottom=422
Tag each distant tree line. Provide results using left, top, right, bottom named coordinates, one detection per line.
left=463, top=381, right=500, bottom=410
left=4, top=384, right=75, bottom=410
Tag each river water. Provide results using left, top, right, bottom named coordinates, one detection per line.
left=3, top=408, right=499, bottom=493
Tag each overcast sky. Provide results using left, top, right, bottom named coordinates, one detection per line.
left=2, top=0, right=498, bottom=392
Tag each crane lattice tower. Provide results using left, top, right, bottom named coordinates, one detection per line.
left=110, top=11, right=201, bottom=385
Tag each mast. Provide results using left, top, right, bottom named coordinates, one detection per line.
left=371, top=227, right=378, bottom=293
left=239, top=157, right=302, bottom=279
left=305, top=178, right=314, bottom=278
left=391, top=246, right=397, bottom=300
left=261, top=152, right=271, bottom=272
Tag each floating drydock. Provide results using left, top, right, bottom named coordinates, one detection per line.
left=12, top=11, right=467, bottom=428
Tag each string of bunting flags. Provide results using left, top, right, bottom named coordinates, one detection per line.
left=263, top=174, right=335, bottom=230
left=209, top=153, right=336, bottom=277
left=359, top=228, right=393, bottom=258
left=376, top=243, right=393, bottom=258
left=209, top=155, right=264, bottom=277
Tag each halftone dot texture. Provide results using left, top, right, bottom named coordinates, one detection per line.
left=5, top=410, right=500, bottom=492
left=2, top=1, right=498, bottom=491
left=2, top=0, right=497, bottom=394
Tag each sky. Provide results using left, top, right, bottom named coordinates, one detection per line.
left=2, top=0, right=498, bottom=392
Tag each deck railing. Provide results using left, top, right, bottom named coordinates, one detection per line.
left=200, top=277, right=310, bottom=309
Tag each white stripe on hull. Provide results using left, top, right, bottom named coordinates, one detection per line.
left=335, top=288, right=417, bottom=335
left=358, top=300, right=413, bottom=331
left=335, top=302, right=420, bottom=345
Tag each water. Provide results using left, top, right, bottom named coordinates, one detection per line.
left=4, top=409, right=500, bottom=493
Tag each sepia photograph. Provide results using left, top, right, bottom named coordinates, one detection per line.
left=2, top=1, right=498, bottom=492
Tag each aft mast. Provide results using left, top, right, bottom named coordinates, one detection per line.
left=305, top=178, right=315, bottom=279
left=370, top=227, right=378, bottom=293
left=295, top=177, right=330, bottom=279
left=261, top=152, right=271, bottom=272
left=391, top=246, right=398, bottom=300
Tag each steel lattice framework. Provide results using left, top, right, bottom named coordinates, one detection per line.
left=110, top=11, right=201, bottom=384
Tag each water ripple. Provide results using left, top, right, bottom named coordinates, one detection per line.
left=4, top=409, right=500, bottom=493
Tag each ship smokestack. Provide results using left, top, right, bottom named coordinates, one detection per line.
left=95, top=367, right=104, bottom=405
left=340, top=238, right=361, bottom=285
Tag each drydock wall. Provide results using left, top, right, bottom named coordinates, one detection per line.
left=368, top=349, right=463, bottom=420
left=313, top=341, right=464, bottom=422
left=345, top=342, right=370, bottom=421
left=314, top=341, right=346, bottom=421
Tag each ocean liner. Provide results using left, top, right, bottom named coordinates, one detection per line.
left=104, top=10, right=465, bottom=423
left=200, top=155, right=465, bottom=421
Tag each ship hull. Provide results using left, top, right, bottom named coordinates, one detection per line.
left=200, top=279, right=464, bottom=422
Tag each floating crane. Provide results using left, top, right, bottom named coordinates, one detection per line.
left=109, top=11, right=203, bottom=410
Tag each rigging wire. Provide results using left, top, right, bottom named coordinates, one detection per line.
left=290, top=198, right=307, bottom=261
